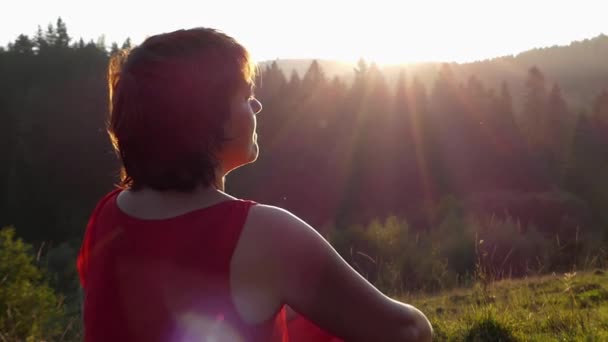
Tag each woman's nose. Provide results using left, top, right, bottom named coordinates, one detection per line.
left=250, top=97, right=262, bottom=114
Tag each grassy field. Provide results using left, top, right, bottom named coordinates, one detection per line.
left=403, top=270, right=608, bottom=341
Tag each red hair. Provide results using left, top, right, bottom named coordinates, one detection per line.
left=107, top=28, right=256, bottom=191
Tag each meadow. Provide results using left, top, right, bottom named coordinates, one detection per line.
left=409, top=270, right=608, bottom=341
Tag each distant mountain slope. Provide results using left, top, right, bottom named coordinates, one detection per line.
left=259, top=58, right=355, bottom=79
left=261, top=34, right=608, bottom=111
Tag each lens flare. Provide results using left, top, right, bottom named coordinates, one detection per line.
left=171, top=312, right=244, bottom=342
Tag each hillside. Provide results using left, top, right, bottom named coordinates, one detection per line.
left=406, top=270, right=608, bottom=340
left=262, top=34, right=608, bottom=111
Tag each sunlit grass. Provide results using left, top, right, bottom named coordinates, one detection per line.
left=403, top=270, right=608, bottom=341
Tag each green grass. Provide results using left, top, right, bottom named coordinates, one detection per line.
left=403, top=270, right=608, bottom=341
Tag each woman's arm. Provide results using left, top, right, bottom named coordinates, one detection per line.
left=243, top=205, right=432, bottom=342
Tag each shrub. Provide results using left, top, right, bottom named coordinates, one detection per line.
left=0, top=226, right=63, bottom=340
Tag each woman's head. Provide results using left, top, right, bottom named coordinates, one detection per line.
left=108, top=28, right=262, bottom=192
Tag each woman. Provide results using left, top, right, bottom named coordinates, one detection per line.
left=77, top=28, right=432, bottom=342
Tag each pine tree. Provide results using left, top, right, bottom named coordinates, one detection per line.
left=496, top=81, right=517, bottom=129
left=10, top=34, right=34, bottom=55
left=429, top=63, right=469, bottom=194
left=466, top=75, right=485, bottom=101
left=591, top=89, right=608, bottom=162
left=366, top=62, right=390, bottom=116
left=121, top=38, right=132, bottom=50
left=545, top=83, right=569, bottom=183
left=592, top=89, right=608, bottom=126
left=351, top=58, right=369, bottom=99
left=326, top=75, right=347, bottom=112
left=522, top=66, right=548, bottom=147
left=34, top=25, right=48, bottom=52
left=499, top=82, right=514, bottom=115
left=285, top=69, right=301, bottom=97
left=490, top=81, right=531, bottom=189
left=355, top=58, right=368, bottom=80
left=110, top=42, right=120, bottom=56
left=431, top=63, right=460, bottom=117
left=547, top=84, right=569, bottom=141
left=96, top=35, right=106, bottom=52
left=410, top=77, right=428, bottom=118
left=393, top=70, right=409, bottom=117
left=565, top=113, right=608, bottom=225
left=301, top=60, right=326, bottom=96
left=258, top=61, right=286, bottom=102
left=45, top=23, right=57, bottom=46
left=55, top=17, right=70, bottom=47
left=410, top=76, right=435, bottom=224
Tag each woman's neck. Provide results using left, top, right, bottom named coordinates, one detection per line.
left=215, top=176, right=226, bottom=192
left=215, top=167, right=228, bottom=192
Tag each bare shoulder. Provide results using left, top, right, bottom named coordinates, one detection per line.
left=240, top=203, right=347, bottom=297
left=243, top=204, right=327, bottom=253
left=246, top=203, right=305, bottom=226
left=229, top=203, right=320, bottom=323
left=235, top=202, right=332, bottom=286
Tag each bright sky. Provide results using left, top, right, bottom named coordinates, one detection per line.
left=2, top=0, right=607, bottom=64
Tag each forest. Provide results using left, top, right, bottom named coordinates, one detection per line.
left=1, top=18, right=607, bottom=339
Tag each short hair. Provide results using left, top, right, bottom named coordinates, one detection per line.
left=107, top=28, right=256, bottom=192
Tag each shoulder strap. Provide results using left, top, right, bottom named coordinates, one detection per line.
left=223, top=200, right=258, bottom=263
left=77, top=188, right=123, bottom=288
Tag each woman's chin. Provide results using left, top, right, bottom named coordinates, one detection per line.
left=249, top=145, right=259, bottom=163
left=239, top=144, right=258, bottom=166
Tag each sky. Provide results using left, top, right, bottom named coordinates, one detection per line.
left=2, top=0, right=607, bottom=64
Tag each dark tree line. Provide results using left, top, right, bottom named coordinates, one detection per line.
left=1, top=19, right=123, bottom=245
left=1, top=20, right=608, bottom=280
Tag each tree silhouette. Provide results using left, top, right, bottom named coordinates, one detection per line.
left=9, top=35, right=35, bottom=55
left=522, top=66, right=548, bottom=148
left=121, top=38, right=132, bottom=50
left=592, top=89, right=608, bottom=126
left=55, top=17, right=70, bottom=47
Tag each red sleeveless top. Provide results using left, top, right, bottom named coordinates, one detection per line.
left=77, top=189, right=288, bottom=342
